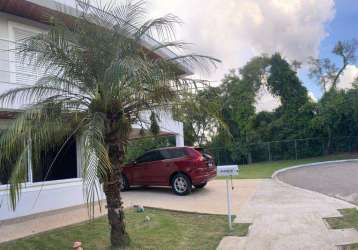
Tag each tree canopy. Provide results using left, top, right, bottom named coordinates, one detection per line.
left=180, top=48, right=358, bottom=164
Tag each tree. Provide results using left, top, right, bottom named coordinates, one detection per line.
left=308, top=40, right=358, bottom=92
left=0, top=1, right=218, bottom=247
left=311, top=88, right=358, bottom=153
left=173, top=86, right=220, bottom=146
left=208, top=54, right=314, bottom=163
left=207, top=57, right=269, bottom=163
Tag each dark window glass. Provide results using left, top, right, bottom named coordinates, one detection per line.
left=33, top=136, right=77, bottom=182
left=0, top=131, right=23, bottom=185
left=160, top=148, right=187, bottom=160
left=160, top=150, right=172, bottom=160
left=0, top=155, right=18, bottom=185
left=136, top=151, right=163, bottom=163
left=151, top=151, right=164, bottom=161
left=136, top=152, right=151, bottom=164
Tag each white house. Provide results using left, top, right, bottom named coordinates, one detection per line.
left=0, top=0, right=189, bottom=221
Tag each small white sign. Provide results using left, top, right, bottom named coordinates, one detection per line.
left=217, top=165, right=239, bottom=176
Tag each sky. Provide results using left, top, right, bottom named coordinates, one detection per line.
left=58, top=0, right=358, bottom=111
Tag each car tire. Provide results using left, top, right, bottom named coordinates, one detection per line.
left=171, top=173, right=192, bottom=195
left=194, top=182, right=207, bottom=189
left=120, top=174, right=129, bottom=191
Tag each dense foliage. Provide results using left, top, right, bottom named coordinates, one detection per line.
left=175, top=48, right=358, bottom=164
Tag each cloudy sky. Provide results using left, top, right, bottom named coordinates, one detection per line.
left=59, top=0, right=358, bottom=111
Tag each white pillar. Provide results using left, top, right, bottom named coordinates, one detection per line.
left=175, top=134, right=184, bottom=147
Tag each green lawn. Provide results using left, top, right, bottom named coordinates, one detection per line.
left=217, top=153, right=358, bottom=179
left=325, top=208, right=358, bottom=250
left=0, top=208, right=250, bottom=250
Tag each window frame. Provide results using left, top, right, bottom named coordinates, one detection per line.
left=8, top=21, right=45, bottom=86
left=0, top=130, right=82, bottom=189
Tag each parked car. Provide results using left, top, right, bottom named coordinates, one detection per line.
left=120, top=147, right=217, bottom=195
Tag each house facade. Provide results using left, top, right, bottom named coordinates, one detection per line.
left=0, top=0, right=187, bottom=221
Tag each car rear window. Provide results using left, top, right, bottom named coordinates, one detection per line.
left=160, top=148, right=187, bottom=160
left=194, top=148, right=213, bottom=160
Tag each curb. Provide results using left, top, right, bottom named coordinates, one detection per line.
left=272, top=159, right=358, bottom=208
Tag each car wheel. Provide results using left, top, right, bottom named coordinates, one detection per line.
left=194, top=182, right=207, bottom=189
left=171, top=173, right=192, bottom=195
left=120, top=174, right=129, bottom=191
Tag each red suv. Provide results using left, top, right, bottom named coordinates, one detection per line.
left=121, top=147, right=216, bottom=195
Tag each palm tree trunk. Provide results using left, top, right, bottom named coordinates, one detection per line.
left=103, top=139, right=128, bottom=247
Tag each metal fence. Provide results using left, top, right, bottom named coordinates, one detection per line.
left=206, top=136, right=358, bottom=165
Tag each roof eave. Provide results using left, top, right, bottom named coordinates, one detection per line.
left=1, top=0, right=193, bottom=76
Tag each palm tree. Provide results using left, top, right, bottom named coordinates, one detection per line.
left=0, top=0, right=219, bottom=247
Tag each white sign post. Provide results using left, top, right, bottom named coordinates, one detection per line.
left=217, top=165, right=239, bottom=230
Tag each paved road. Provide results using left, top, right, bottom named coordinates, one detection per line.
left=277, top=161, right=358, bottom=205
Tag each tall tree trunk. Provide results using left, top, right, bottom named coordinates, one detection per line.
left=103, top=136, right=128, bottom=247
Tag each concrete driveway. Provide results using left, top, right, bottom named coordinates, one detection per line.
left=122, top=179, right=261, bottom=215
left=276, top=160, right=358, bottom=205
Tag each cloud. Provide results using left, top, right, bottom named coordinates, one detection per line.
left=338, top=64, right=358, bottom=89
left=148, top=0, right=335, bottom=111
left=148, top=0, right=335, bottom=83
left=58, top=0, right=335, bottom=81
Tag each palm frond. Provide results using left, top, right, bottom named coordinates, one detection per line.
left=8, top=147, right=28, bottom=210
left=168, top=54, right=221, bottom=74
left=81, top=112, right=111, bottom=218
left=135, top=14, right=181, bottom=42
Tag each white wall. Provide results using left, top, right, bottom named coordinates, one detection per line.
left=132, top=110, right=184, bottom=146
left=0, top=178, right=99, bottom=220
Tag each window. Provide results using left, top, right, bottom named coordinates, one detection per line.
left=160, top=148, right=187, bottom=160
left=0, top=134, right=78, bottom=185
left=32, top=136, right=77, bottom=182
left=13, top=27, right=38, bottom=86
left=0, top=154, right=18, bottom=185
left=8, top=22, right=47, bottom=88
left=136, top=151, right=163, bottom=164
left=0, top=131, right=28, bottom=185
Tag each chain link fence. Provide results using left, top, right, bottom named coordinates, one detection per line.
left=206, top=136, right=358, bottom=166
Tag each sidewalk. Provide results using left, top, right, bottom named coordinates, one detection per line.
left=218, top=179, right=358, bottom=250
left=0, top=202, right=107, bottom=243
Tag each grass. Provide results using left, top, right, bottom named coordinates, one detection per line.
left=216, top=153, right=358, bottom=179
left=325, top=208, right=358, bottom=250
left=0, top=208, right=250, bottom=250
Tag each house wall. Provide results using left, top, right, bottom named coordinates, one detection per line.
left=0, top=12, right=184, bottom=221
left=0, top=178, right=90, bottom=220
